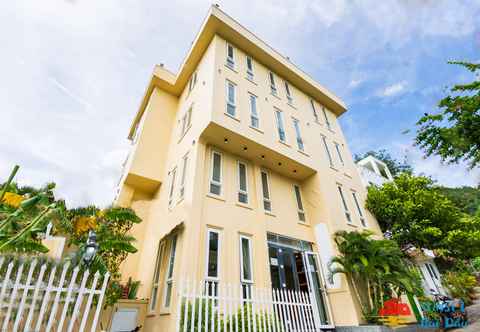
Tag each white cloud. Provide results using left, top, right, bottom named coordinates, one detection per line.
left=378, top=81, right=408, bottom=97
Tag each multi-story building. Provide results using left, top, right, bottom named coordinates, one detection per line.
left=116, top=5, right=384, bottom=331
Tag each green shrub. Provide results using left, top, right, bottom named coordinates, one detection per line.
left=442, top=271, right=477, bottom=305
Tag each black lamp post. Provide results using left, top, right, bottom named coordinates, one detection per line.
left=82, top=230, right=98, bottom=267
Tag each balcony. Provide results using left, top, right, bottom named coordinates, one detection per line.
left=201, top=122, right=317, bottom=181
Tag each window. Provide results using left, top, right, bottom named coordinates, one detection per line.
left=240, top=235, right=253, bottom=299
left=206, top=229, right=220, bottom=280
left=426, top=263, right=439, bottom=280
left=334, top=143, right=344, bottom=166
left=209, top=151, right=222, bottom=196
left=188, top=72, right=197, bottom=92
left=337, top=186, right=352, bottom=223
left=168, top=167, right=177, bottom=207
left=310, top=99, right=319, bottom=122
left=322, top=136, right=334, bottom=167
left=322, top=107, right=332, bottom=130
left=226, top=43, right=235, bottom=69
left=246, top=56, right=254, bottom=80
left=226, top=81, right=236, bottom=117
left=179, top=153, right=189, bottom=199
left=261, top=170, right=272, bottom=212
left=237, top=161, right=248, bottom=204
left=180, top=106, right=192, bottom=137
left=269, top=72, right=277, bottom=95
left=163, top=235, right=177, bottom=308
left=149, top=242, right=165, bottom=312
left=284, top=81, right=293, bottom=104
left=294, top=185, right=306, bottom=222
left=240, top=235, right=253, bottom=283
left=275, top=110, right=286, bottom=142
left=352, top=191, right=366, bottom=227
left=293, top=118, right=304, bottom=151
left=249, top=94, right=259, bottom=128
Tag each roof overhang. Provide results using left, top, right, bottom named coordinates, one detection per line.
left=128, top=5, right=347, bottom=139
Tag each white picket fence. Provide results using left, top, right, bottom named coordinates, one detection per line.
left=176, top=280, right=324, bottom=332
left=0, top=257, right=110, bottom=332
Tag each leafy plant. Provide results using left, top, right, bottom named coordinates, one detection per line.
left=329, top=230, right=423, bottom=323
left=415, top=61, right=480, bottom=169
left=442, top=271, right=477, bottom=305
left=366, top=173, right=480, bottom=259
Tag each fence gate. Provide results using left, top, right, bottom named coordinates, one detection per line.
left=0, top=257, right=110, bottom=332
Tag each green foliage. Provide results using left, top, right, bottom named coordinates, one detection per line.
left=415, top=61, right=480, bottom=168
left=442, top=271, right=477, bottom=305
left=472, top=257, right=480, bottom=271
left=366, top=173, right=480, bottom=259
left=180, top=299, right=283, bottom=332
left=435, top=185, right=480, bottom=216
left=329, top=230, right=423, bottom=323
left=354, top=149, right=413, bottom=177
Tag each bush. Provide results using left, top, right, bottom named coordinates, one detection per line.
left=442, top=271, right=477, bottom=305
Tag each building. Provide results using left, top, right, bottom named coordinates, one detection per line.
left=355, top=155, right=445, bottom=297
left=115, top=5, right=385, bottom=331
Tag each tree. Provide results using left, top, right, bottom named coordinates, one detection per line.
left=355, top=149, right=413, bottom=177
left=329, top=230, right=423, bottom=323
left=435, top=185, right=480, bottom=216
left=366, top=173, right=480, bottom=259
left=415, top=61, right=480, bottom=169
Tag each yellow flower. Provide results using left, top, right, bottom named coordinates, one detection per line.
left=1, top=192, right=24, bottom=208
left=74, top=216, right=97, bottom=234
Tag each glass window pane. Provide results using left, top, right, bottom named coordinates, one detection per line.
left=228, top=83, right=235, bottom=103
left=250, top=95, right=257, bottom=116
left=212, top=153, right=221, bottom=182
left=322, top=137, right=333, bottom=167
left=167, top=236, right=177, bottom=279
left=208, top=231, right=219, bottom=278
left=227, top=44, right=233, bottom=58
left=294, top=185, right=304, bottom=211
left=164, top=283, right=172, bottom=307
left=241, top=238, right=252, bottom=281
left=238, top=163, right=247, bottom=191
left=247, top=57, right=253, bottom=71
left=261, top=172, right=270, bottom=199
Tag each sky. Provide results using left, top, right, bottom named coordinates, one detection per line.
left=1, top=0, right=479, bottom=207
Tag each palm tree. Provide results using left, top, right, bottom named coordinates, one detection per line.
left=329, top=230, right=422, bottom=322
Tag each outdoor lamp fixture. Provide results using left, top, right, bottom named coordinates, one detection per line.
left=82, top=230, right=98, bottom=266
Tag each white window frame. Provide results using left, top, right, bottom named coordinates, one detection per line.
left=179, top=153, right=189, bottom=199
left=337, top=185, right=352, bottom=224
left=239, top=235, right=254, bottom=284
left=246, top=56, right=254, bottom=80
left=226, top=43, right=235, bottom=69
left=163, top=235, right=177, bottom=308
left=261, top=170, right=272, bottom=213
left=310, top=99, right=319, bottom=123
left=275, top=109, right=286, bottom=143
left=284, top=81, right=293, bottom=104
left=205, top=228, right=221, bottom=281
left=249, top=93, right=259, bottom=129
left=269, top=71, right=277, bottom=95
left=225, top=80, right=236, bottom=117
left=293, top=184, right=306, bottom=222
left=168, top=167, right=177, bottom=207
left=322, top=107, right=332, bottom=130
left=149, top=241, right=165, bottom=313
left=188, top=71, right=197, bottom=93
left=180, top=105, right=193, bottom=137
left=322, top=136, right=334, bottom=168
left=352, top=191, right=366, bottom=227
left=292, top=118, right=304, bottom=151
left=334, top=142, right=344, bottom=166
left=237, top=161, right=249, bottom=205
left=209, top=150, right=223, bottom=196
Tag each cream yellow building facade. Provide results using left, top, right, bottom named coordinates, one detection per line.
left=116, top=6, right=383, bottom=331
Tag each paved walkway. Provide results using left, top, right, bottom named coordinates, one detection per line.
left=451, top=288, right=480, bottom=332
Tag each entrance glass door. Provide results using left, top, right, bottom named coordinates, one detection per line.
left=268, top=241, right=333, bottom=327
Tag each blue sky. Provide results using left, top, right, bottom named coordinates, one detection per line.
left=1, top=0, right=479, bottom=207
